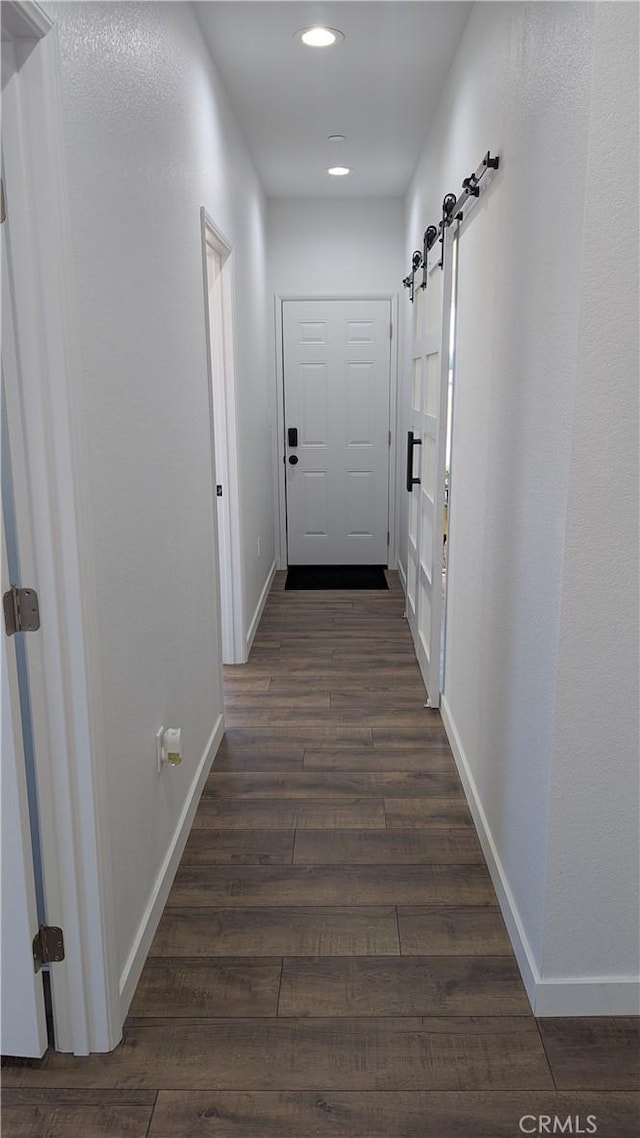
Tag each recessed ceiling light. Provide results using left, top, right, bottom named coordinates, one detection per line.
left=327, top=166, right=352, bottom=177
left=296, top=26, right=344, bottom=48
left=328, top=134, right=346, bottom=143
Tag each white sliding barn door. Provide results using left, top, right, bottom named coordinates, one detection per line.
left=283, top=299, right=391, bottom=565
left=406, top=230, right=454, bottom=707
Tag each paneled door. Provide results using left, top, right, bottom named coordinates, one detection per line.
left=405, top=229, right=454, bottom=707
left=283, top=299, right=392, bottom=565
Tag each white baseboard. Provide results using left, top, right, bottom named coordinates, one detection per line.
left=534, top=976, right=640, bottom=1017
left=246, top=558, right=277, bottom=654
left=118, top=714, right=224, bottom=1020
left=440, top=695, right=640, bottom=1017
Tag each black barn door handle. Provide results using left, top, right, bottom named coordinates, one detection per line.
left=406, top=430, right=422, bottom=492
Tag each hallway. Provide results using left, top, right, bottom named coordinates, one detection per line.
left=3, top=574, right=638, bottom=1135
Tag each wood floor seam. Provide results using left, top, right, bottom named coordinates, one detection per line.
left=276, top=957, right=285, bottom=1018
left=395, top=903, right=404, bottom=955
left=534, top=1018, right=559, bottom=1092
left=143, top=1091, right=159, bottom=1138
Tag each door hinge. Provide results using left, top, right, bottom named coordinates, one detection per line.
left=1, top=178, right=6, bottom=224
left=387, top=530, right=390, bottom=546
left=216, top=484, right=223, bottom=497
left=33, top=925, right=65, bottom=972
left=3, top=586, right=40, bottom=636
left=388, top=430, right=392, bottom=447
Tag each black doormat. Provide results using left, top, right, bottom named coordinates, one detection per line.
left=285, top=564, right=389, bottom=591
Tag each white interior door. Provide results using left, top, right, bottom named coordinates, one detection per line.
left=1, top=11, right=121, bottom=1053
left=1, top=89, right=47, bottom=1053
left=1, top=522, right=48, bottom=1058
left=283, top=299, right=392, bottom=565
left=406, top=230, right=454, bottom=706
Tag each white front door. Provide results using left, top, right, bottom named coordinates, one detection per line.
left=283, top=299, right=392, bottom=565
left=405, top=229, right=454, bottom=706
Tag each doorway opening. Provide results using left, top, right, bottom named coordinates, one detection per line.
left=201, top=211, right=245, bottom=664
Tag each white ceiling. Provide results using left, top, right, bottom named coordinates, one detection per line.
left=195, top=2, right=472, bottom=198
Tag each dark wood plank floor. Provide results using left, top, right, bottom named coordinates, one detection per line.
left=3, top=572, right=638, bottom=1137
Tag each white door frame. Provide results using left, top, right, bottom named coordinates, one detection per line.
left=1, top=1, right=120, bottom=1052
left=200, top=210, right=245, bottom=663
left=274, top=293, right=399, bottom=569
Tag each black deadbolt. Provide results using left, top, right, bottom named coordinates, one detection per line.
left=288, top=427, right=298, bottom=447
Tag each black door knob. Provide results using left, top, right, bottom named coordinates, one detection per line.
left=288, top=455, right=299, bottom=465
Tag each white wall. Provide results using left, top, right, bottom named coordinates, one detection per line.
left=402, top=1, right=639, bottom=1013
left=541, top=0, right=639, bottom=1004
left=47, top=0, right=274, bottom=1013
left=267, top=197, right=404, bottom=296
left=267, top=196, right=405, bottom=562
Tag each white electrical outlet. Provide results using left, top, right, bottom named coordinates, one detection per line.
left=156, top=726, right=183, bottom=770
